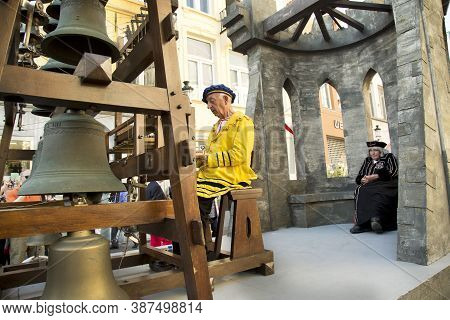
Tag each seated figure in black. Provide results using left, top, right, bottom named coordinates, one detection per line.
left=350, top=141, right=399, bottom=234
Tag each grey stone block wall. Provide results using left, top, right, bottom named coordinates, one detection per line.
left=246, top=27, right=399, bottom=230
left=393, top=0, right=450, bottom=265
left=226, top=0, right=450, bottom=265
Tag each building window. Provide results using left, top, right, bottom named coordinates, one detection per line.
left=229, top=51, right=249, bottom=106
left=187, top=38, right=214, bottom=100
left=319, top=83, right=341, bottom=111
left=319, top=82, right=348, bottom=178
left=368, top=74, right=387, bottom=120
left=282, top=85, right=297, bottom=180
left=186, top=0, right=210, bottom=14
left=363, top=70, right=391, bottom=150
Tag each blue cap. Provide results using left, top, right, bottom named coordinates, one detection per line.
left=202, top=84, right=236, bottom=103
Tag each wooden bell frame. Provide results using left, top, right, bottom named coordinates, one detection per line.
left=0, top=0, right=273, bottom=299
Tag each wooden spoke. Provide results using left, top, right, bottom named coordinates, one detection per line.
left=328, top=11, right=343, bottom=30
left=291, top=13, right=312, bottom=41
left=314, top=11, right=331, bottom=42
left=263, top=0, right=331, bottom=35
left=331, top=0, right=392, bottom=12
left=324, top=7, right=364, bottom=32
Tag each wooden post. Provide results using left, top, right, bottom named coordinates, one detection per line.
left=0, top=0, right=20, bottom=80
left=0, top=120, right=15, bottom=179
left=0, top=2, right=20, bottom=180
left=148, top=0, right=213, bottom=299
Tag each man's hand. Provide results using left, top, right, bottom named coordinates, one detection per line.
left=195, top=153, right=208, bottom=168
left=362, top=174, right=379, bottom=185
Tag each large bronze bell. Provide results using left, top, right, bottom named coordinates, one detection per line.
left=41, top=0, right=120, bottom=65
left=41, top=231, right=129, bottom=300
left=19, top=110, right=125, bottom=195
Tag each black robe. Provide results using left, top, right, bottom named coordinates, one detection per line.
left=354, top=153, right=399, bottom=228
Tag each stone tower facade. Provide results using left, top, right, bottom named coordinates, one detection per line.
left=223, top=0, right=449, bottom=265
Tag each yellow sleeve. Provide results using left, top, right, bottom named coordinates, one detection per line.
left=207, top=117, right=254, bottom=168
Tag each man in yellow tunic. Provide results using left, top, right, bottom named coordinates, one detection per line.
left=196, top=84, right=257, bottom=226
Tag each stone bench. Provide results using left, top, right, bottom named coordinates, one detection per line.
left=288, top=191, right=354, bottom=228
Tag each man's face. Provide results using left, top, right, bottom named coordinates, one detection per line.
left=206, top=93, right=229, bottom=119
left=369, top=149, right=381, bottom=160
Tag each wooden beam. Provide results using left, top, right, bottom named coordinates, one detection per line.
left=291, top=13, right=312, bottom=42
left=263, top=0, right=331, bottom=35
left=315, top=11, right=331, bottom=42
left=0, top=200, right=175, bottom=238
left=134, top=114, right=145, bottom=155
left=149, top=0, right=212, bottom=300
left=113, top=30, right=154, bottom=83
left=0, top=0, right=20, bottom=80
left=108, top=116, right=135, bottom=136
left=328, top=11, right=343, bottom=29
left=0, top=200, right=64, bottom=209
left=119, top=250, right=274, bottom=299
left=7, top=149, right=35, bottom=160
left=324, top=7, right=364, bottom=31
left=331, top=1, right=392, bottom=12
left=0, top=66, right=170, bottom=115
left=138, top=219, right=179, bottom=241
left=140, top=245, right=182, bottom=266
left=110, top=147, right=170, bottom=180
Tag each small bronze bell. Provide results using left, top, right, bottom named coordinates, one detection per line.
left=40, top=57, right=76, bottom=74
left=31, top=107, right=53, bottom=117
left=18, top=51, right=38, bottom=69
left=41, top=231, right=129, bottom=300
left=41, top=0, right=120, bottom=65
left=46, top=0, right=61, bottom=20
left=43, top=18, right=58, bottom=34
left=19, top=110, right=125, bottom=195
left=33, top=58, right=76, bottom=113
left=27, top=233, right=61, bottom=247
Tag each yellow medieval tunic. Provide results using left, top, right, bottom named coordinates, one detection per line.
left=196, top=111, right=257, bottom=198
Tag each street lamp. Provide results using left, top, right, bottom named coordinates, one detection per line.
left=182, top=80, right=194, bottom=100
left=374, top=125, right=381, bottom=141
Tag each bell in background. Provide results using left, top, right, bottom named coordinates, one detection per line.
left=18, top=51, right=38, bottom=69
left=31, top=107, right=53, bottom=117
left=21, top=0, right=48, bottom=26
left=43, top=18, right=58, bottom=34
left=27, top=233, right=61, bottom=248
left=46, top=0, right=61, bottom=20
left=40, top=57, right=76, bottom=74
left=33, top=58, right=76, bottom=112
left=20, top=23, right=43, bottom=56
left=41, top=0, right=120, bottom=66
left=19, top=109, right=126, bottom=195
left=41, top=231, right=129, bottom=300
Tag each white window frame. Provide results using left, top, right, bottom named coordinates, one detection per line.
left=187, top=37, right=215, bottom=101
left=319, top=83, right=333, bottom=109
left=185, top=0, right=211, bottom=15
left=229, top=51, right=249, bottom=106
left=229, top=68, right=249, bottom=106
